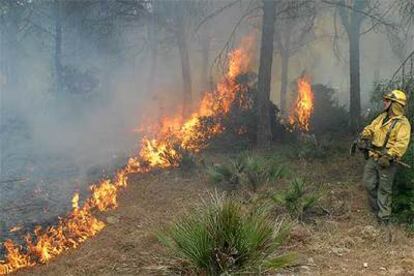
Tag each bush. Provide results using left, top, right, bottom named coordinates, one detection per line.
left=309, top=84, right=349, bottom=135
left=288, top=134, right=336, bottom=161
left=242, top=155, right=285, bottom=192
left=392, top=143, right=414, bottom=226
left=206, top=72, right=286, bottom=152
left=207, top=158, right=244, bottom=191
left=272, top=178, right=320, bottom=221
left=207, top=154, right=286, bottom=192
left=158, top=193, right=291, bottom=275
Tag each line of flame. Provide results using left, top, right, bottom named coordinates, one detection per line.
left=0, top=35, right=255, bottom=275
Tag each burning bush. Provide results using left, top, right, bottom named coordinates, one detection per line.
left=205, top=73, right=284, bottom=151
left=158, top=193, right=291, bottom=274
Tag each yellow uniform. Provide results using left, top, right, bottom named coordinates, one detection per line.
left=361, top=112, right=411, bottom=159
left=361, top=89, right=411, bottom=222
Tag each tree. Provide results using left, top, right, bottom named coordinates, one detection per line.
left=151, top=1, right=207, bottom=117
left=274, top=0, right=316, bottom=115
left=337, top=0, right=368, bottom=132
left=53, top=0, right=63, bottom=93
left=0, top=0, right=32, bottom=93
left=257, top=0, right=276, bottom=147
left=386, top=0, right=414, bottom=63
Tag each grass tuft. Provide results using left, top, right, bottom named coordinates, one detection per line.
left=158, top=192, right=291, bottom=275
left=272, top=178, right=320, bottom=221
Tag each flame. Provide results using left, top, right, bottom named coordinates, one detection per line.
left=137, top=35, right=254, bottom=167
left=0, top=37, right=255, bottom=274
left=289, top=76, right=314, bottom=132
left=8, top=226, right=22, bottom=233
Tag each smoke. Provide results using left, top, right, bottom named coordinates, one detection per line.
left=0, top=0, right=411, bottom=240
left=0, top=1, right=253, bottom=238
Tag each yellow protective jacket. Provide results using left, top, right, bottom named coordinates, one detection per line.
left=361, top=112, right=411, bottom=159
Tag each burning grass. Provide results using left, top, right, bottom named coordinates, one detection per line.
left=0, top=37, right=257, bottom=274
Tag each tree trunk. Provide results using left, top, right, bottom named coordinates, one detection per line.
left=349, top=28, right=361, bottom=132
left=348, top=0, right=365, bottom=133
left=176, top=26, right=192, bottom=117
left=279, top=50, right=289, bottom=115
left=338, top=0, right=365, bottom=133
left=256, top=0, right=276, bottom=148
left=147, top=15, right=157, bottom=97
left=54, top=0, right=63, bottom=94
left=200, top=31, right=211, bottom=95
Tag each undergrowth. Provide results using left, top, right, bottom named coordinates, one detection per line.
left=272, top=178, right=320, bottom=221
left=158, top=193, right=293, bottom=275
left=206, top=154, right=287, bottom=192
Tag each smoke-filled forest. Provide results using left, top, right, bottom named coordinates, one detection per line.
left=0, top=0, right=414, bottom=275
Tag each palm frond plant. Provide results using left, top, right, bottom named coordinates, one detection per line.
left=158, top=193, right=292, bottom=275
left=242, top=156, right=285, bottom=192
left=272, top=178, right=319, bottom=221
left=207, top=153, right=286, bottom=193
left=206, top=159, right=244, bottom=191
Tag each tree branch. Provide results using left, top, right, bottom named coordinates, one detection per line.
left=322, top=0, right=393, bottom=27
left=195, top=0, right=241, bottom=33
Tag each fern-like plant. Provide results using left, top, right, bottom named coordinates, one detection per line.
left=207, top=154, right=286, bottom=192
left=207, top=159, right=244, bottom=191
left=158, top=193, right=292, bottom=275
left=243, top=156, right=285, bottom=192
left=272, top=178, right=319, bottom=221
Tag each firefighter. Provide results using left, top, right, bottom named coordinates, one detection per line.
left=359, top=89, right=411, bottom=224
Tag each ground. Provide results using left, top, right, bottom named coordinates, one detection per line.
left=14, top=149, right=414, bottom=276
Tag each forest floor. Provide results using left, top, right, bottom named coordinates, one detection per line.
left=15, top=145, right=414, bottom=276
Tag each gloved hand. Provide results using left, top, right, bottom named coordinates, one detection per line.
left=378, top=155, right=391, bottom=168
left=357, top=138, right=370, bottom=150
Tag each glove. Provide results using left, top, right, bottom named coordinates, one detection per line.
left=356, top=138, right=370, bottom=150
left=378, top=155, right=391, bottom=168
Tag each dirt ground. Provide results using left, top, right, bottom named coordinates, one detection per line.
left=15, top=152, right=414, bottom=276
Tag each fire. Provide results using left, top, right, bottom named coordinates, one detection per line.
left=137, top=35, right=254, bottom=166
left=8, top=226, right=22, bottom=233
left=0, top=37, right=255, bottom=274
left=289, top=76, right=314, bottom=132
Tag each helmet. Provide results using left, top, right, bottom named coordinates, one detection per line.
left=383, top=89, right=407, bottom=106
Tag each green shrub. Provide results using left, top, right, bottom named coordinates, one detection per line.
left=242, top=155, right=285, bottom=192
left=392, top=143, right=414, bottom=226
left=272, top=178, right=320, bottom=221
left=310, top=84, right=349, bottom=135
left=288, top=134, right=335, bottom=161
left=158, top=193, right=291, bottom=275
left=207, top=158, right=244, bottom=191
left=207, top=154, right=286, bottom=192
